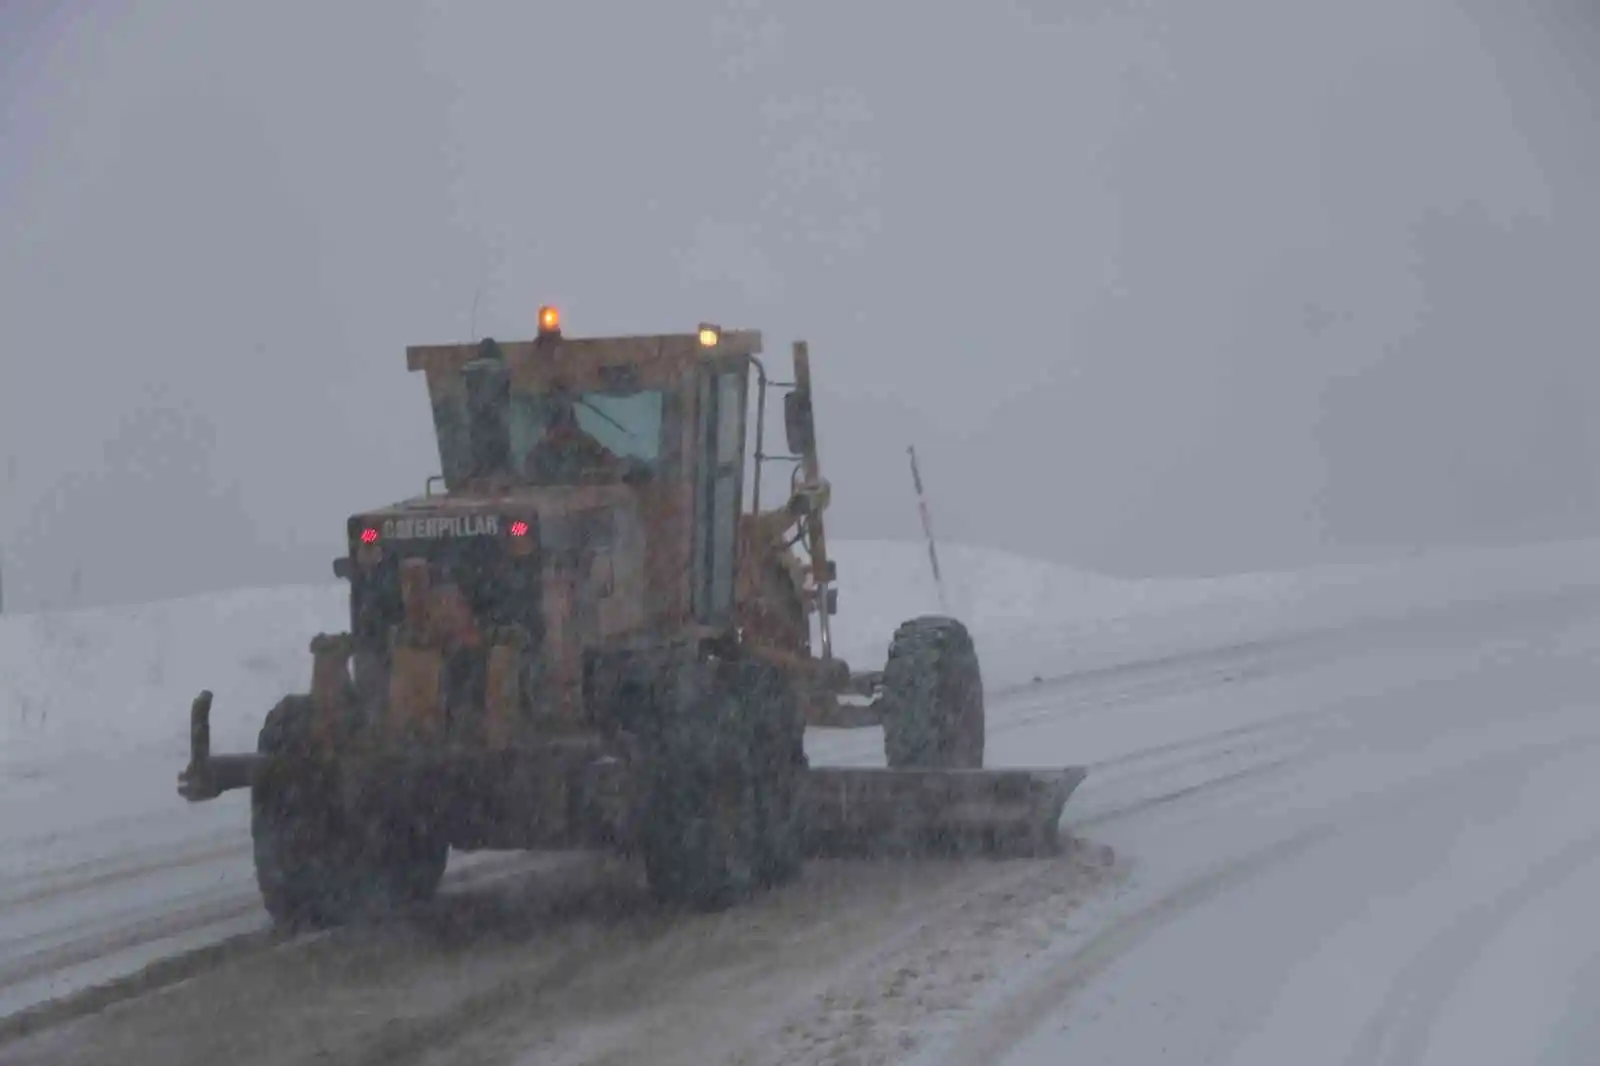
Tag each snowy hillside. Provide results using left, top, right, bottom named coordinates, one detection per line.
left=829, top=536, right=1600, bottom=684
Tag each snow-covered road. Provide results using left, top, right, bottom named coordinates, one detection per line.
left=5, top=539, right=1600, bottom=1063
left=931, top=586, right=1600, bottom=1066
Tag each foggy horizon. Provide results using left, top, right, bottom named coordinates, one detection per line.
left=4, top=0, right=1600, bottom=613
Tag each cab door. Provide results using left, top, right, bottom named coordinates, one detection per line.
left=690, top=359, right=749, bottom=628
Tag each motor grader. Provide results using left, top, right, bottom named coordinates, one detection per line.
left=177, top=308, right=1087, bottom=926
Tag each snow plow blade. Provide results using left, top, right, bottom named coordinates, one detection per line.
left=798, top=766, right=1088, bottom=859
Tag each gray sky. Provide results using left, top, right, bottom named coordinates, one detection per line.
left=3, top=0, right=1599, bottom=612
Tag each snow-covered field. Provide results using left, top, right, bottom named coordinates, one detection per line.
left=4, top=536, right=1600, bottom=1064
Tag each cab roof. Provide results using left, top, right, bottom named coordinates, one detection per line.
left=405, top=328, right=764, bottom=377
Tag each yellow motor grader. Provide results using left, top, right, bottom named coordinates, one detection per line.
left=177, top=308, right=1087, bottom=925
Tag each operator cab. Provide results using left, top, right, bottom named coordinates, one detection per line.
left=424, top=310, right=748, bottom=500
left=344, top=311, right=772, bottom=669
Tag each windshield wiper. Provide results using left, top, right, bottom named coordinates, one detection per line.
left=575, top=397, right=642, bottom=444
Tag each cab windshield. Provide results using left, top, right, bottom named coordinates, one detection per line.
left=430, top=355, right=677, bottom=489
left=508, top=387, right=668, bottom=485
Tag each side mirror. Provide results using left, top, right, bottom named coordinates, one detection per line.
left=784, top=389, right=815, bottom=457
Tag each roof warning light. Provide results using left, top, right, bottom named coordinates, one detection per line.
left=538, top=305, right=561, bottom=336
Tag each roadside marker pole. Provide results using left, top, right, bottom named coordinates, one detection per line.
left=907, top=444, right=949, bottom=614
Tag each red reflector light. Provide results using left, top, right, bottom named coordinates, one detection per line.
left=509, top=520, right=530, bottom=537
left=360, top=527, right=379, bottom=544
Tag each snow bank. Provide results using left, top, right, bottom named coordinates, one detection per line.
left=1, top=586, right=348, bottom=765
left=826, top=537, right=1600, bottom=689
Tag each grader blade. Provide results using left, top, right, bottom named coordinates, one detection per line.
left=798, top=766, right=1088, bottom=859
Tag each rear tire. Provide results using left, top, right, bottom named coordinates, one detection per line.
left=639, top=656, right=804, bottom=910
left=879, top=616, right=985, bottom=769
left=251, top=696, right=448, bottom=928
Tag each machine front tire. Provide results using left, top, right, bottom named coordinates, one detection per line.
left=879, top=616, right=985, bottom=770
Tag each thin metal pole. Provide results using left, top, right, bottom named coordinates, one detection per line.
left=908, top=444, right=948, bottom=613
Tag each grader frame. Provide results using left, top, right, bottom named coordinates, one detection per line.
left=177, top=310, right=1086, bottom=924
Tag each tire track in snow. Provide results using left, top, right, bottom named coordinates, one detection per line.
left=0, top=836, right=250, bottom=911
left=1086, top=714, right=1304, bottom=772
left=984, top=582, right=1600, bottom=754
left=1070, top=756, right=1302, bottom=830
left=1345, top=826, right=1600, bottom=1066
left=922, top=732, right=1600, bottom=1066
left=1063, top=619, right=1600, bottom=843
left=0, top=851, right=552, bottom=1041
left=0, top=849, right=521, bottom=991
left=356, top=857, right=1092, bottom=1066
left=0, top=854, right=1113, bottom=1066
left=916, top=826, right=1336, bottom=1066
left=988, top=581, right=1600, bottom=705
left=0, top=891, right=261, bottom=993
